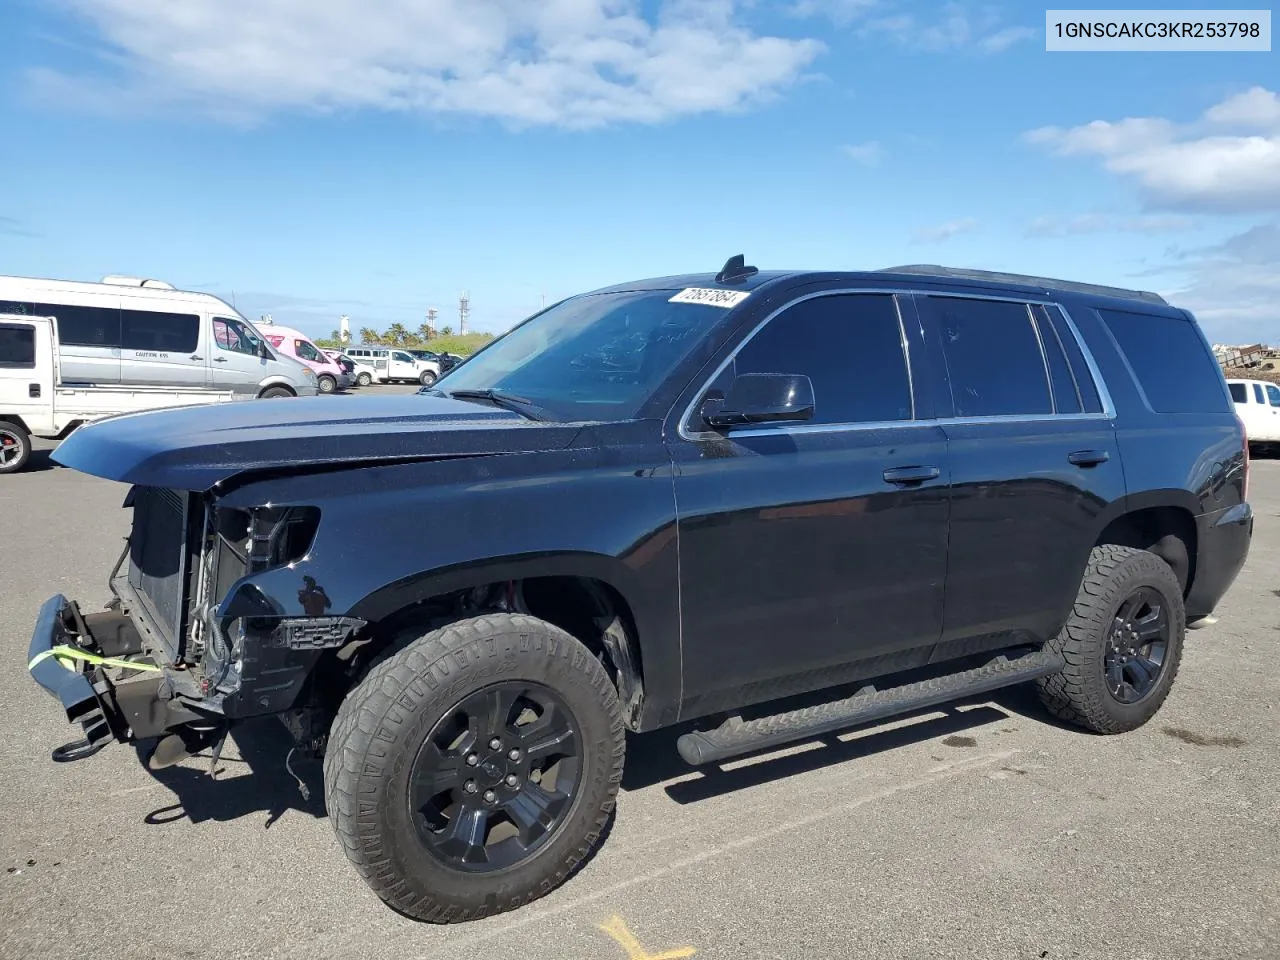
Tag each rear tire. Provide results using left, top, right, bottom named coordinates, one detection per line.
left=323, top=613, right=625, bottom=923
left=357, top=372, right=373, bottom=387
left=318, top=375, right=337, bottom=394
left=0, top=419, right=32, bottom=474
left=1036, top=544, right=1185, bottom=734
left=258, top=386, right=295, bottom=399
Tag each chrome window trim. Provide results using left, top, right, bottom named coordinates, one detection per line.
left=1033, top=303, right=1086, bottom=413
left=1023, top=301, right=1058, bottom=415
left=676, top=286, right=1118, bottom=442
left=1049, top=303, right=1117, bottom=418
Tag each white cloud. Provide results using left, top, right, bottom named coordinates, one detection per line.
left=788, top=0, right=881, bottom=25
left=912, top=218, right=978, bottom=244
left=1025, top=213, right=1196, bottom=238
left=859, top=3, right=1035, bottom=53
left=1024, top=87, right=1280, bottom=213
left=1205, top=86, right=1280, bottom=129
left=1145, top=224, right=1280, bottom=344
left=28, top=0, right=825, bottom=128
left=842, top=140, right=885, bottom=165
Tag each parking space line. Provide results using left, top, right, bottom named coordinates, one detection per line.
left=408, top=750, right=1016, bottom=960
left=598, top=916, right=696, bottom=960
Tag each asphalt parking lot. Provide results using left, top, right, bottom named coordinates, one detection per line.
left=1, top=395, right=1277, bottom=960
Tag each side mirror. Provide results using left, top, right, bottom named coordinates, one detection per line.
left=701, top=373, right=815, bottom=429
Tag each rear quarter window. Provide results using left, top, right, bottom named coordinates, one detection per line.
left=1228, top=382, right=1248, bottom=403
left=1096, top=308, right=1229, bottom=414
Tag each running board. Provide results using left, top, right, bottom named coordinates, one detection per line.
left=676, top=649, right=1065, bottom=766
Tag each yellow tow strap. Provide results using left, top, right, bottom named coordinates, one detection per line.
left=28, top=644, right=162, bottom=674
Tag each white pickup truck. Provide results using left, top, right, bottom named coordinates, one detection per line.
left=1, top=313, right=247, bottom=474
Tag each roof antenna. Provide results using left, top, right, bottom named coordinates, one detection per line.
left=715, top=253, right=758, bottom=284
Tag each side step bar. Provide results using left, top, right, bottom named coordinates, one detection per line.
left=676, top=648, right=1065, bottom=766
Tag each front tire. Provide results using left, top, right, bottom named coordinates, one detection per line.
left=318, top=374, right=337, bottom=394
left=323, top=613, right=625, bottom=923
left=419, top=370, right=438, bottom=387
left=0, top=419, right=32, bottom=474
left=1036, top=544, right=1185, bottom=734
left=259, top=386, right=295, bottom=399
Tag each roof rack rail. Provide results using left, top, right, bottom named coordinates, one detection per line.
left=876, top=264, right=1168, bottom=305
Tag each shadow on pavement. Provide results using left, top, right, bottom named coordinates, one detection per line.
left=18, top=449, right=62, bottom=473
left=134, top=718, right=326, bottom=829
left=623, top=701, right=1016, bottom=804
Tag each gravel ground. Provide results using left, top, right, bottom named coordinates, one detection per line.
left=1, top=396, right=1276, bottom=960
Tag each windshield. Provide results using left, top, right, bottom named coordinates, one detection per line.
left=434, top=290, right=735, bottom=420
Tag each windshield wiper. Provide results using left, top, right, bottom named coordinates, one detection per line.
left=443, top=388, right=558, bottom=422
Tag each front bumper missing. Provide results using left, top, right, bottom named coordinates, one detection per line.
left=28, top=595, right=199, bottom=758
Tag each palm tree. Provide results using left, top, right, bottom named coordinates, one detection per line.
left=358, top=327, right=380, bottom=344
left=418, top=322, right=434, bottom=342
left=385, top=323, right=409, bottom=346
left=441, top=325, right=454, bottom=336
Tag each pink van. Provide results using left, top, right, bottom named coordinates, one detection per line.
left=257, top=323, right=350, bottom=394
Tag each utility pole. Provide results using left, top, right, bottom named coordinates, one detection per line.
left=459, top=292, right=469, bottom=335
left=426, top=307, right=438, bottom=339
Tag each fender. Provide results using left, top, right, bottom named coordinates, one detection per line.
left=212, top=443, right=684, bottom=731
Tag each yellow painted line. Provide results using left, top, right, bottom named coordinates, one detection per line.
left=598, top=915, right=696, bottom=960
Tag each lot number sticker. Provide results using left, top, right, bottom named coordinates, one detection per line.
left=669, top=287, right=750, bottom=308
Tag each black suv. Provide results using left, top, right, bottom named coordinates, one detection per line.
left=27, top=257, right=1252, bottom=923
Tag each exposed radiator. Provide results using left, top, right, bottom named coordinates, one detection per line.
left=126, top=486, right=191, bottom=654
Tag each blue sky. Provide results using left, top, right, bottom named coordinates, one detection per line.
left=0, top=1, right=1276, bottom=343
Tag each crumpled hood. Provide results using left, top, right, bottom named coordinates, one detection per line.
left=52, top=394, right=584, bottom=491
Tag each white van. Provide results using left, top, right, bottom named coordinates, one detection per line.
left=1226, top=377, right=1280, bottom=444
left=346, top=346, right=439, bottom=386
left=0, top=274, right=318, bottom=398
left=1, top=313, right=247, bottom=473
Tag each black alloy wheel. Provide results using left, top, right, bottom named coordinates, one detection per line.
left=1103, top=587, right=1170, bottom=704
left=408, top=681, right=581, bottom=872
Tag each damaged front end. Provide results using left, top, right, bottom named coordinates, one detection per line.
left=28, top=484, right=366, bottom=771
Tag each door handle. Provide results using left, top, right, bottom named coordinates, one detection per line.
left=29, top=383, right=41, bottom=398
left=212, top=356, right=227, bottom=362
left=882, top=465, right=941, bottom=485
left=190, top=354, right=204, bottom=361
left=1068, top=449, right=1110, bottom=467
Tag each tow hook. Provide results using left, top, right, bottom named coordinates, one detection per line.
left=52, top=738, right=108, bottom=763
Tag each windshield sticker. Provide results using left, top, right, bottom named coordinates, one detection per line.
left=668, top=287, right=750, bottom=308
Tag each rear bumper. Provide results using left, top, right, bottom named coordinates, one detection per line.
left=1187, top=501, right=1254, bottom=620
left=27, top=595, right=198, bottom=751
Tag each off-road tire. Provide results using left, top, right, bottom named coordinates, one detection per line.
left=317, top=374, right=337, bottom=394
left=357, top=372, right=373, bottom=387
left=323, top=613, right=625, bottom=923
left=1036, top=544, right=1185, bottom=734
left=0, top=419, right=32, bottom=474
left=259, top=386, right=294, bottom=399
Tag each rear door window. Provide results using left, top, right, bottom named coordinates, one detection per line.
left=1096, top=308, right=1229, bottom=413
left=1254, top=383, right=1266, bottom=404
left=121, top=310, right=199, bottom=353
left=1228, top=382, right=1248, bottom=403
left=1036, top=305, right=1103, bottom=413
left=917, top=295, right=1051, bottom=418
left=0, top=322, right=36, bottom=368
